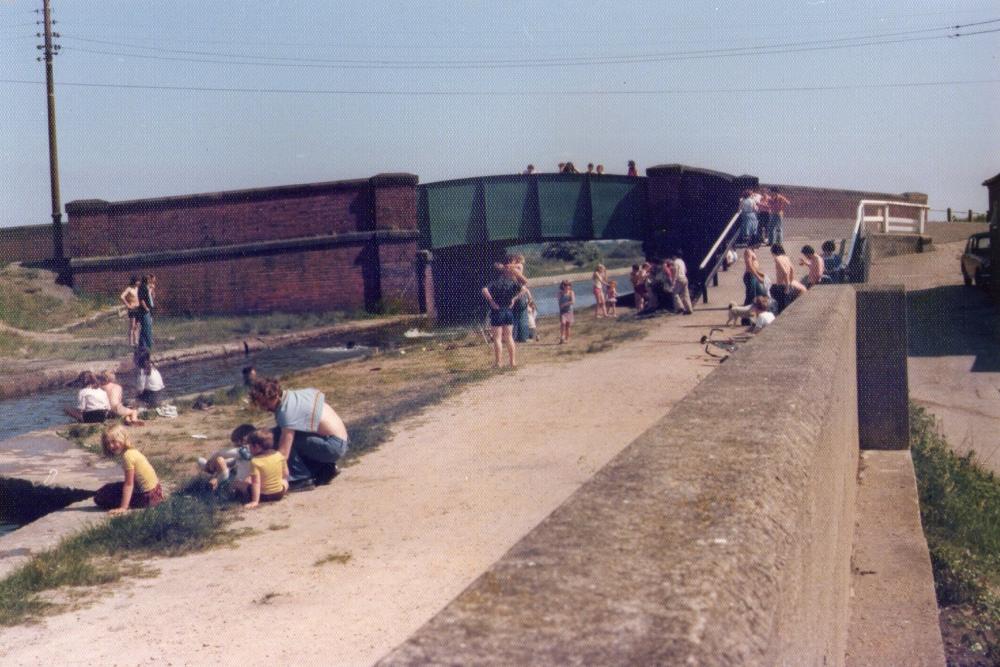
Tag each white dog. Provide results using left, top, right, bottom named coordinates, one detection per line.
left=726, top=302, right=754, bottom=327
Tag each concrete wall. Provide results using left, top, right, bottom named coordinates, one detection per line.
left=66, top=175, right=429, bottom=315
left=0, top=224, right=56, bottom=264
left=382, top=286, right=861, bottom=665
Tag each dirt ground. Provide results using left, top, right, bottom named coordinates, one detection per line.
left=869, top=238, right=1000, bottom=476
left=0, top=263, right=749, bottom=665
left=2, top=222, right=990, bottom=665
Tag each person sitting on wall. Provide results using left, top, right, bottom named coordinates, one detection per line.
left=64, top=370, right=111, bottom=423
left=769, top=243, right=807, bottom=314
left=799, top=245, right=826, bottom=288
left=820, top=240, right=844, bottom=282
left=249, top=377, right=349, bottom=488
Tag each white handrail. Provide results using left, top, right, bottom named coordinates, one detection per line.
left=699, top=209, right=742, bottom=270
left=844, top=199, right=930, bottom=269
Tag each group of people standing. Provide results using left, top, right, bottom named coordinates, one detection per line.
left=522, top=160, right=639, bottom=177
left=628, top=251, right=694, bottom=316
left=120, top=274, right=157, bottom=351
left=738, top=187, right=791, bottom=247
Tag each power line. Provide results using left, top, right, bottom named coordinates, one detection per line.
left=57, top=18, right=1000, bottom=67
left=1, top=77, right=997, bottom=96
left=58, top=28, right=1000, bottom=70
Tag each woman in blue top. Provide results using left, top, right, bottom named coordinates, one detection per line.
left=249, top=377, right=349, bottom=487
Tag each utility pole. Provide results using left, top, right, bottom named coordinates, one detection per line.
left=39, top=0, right=65, bottom=273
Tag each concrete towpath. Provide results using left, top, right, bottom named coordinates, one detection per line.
left=0, top=266, right=748, bottom=665
left=869, top=239, right=1000, bottom=475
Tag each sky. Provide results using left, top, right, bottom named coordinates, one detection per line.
left=1, top=0, right=998, bottom=228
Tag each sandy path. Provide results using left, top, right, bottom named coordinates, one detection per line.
left=869, top=240, right=1000, bottom=475
left=0, top=269, right=745, bottom=666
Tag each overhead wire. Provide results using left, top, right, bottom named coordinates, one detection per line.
left=54, top=18, right=1000, bottom=68
left=1, top=77, right=997, bottom=96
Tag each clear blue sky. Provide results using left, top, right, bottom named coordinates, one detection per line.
left=1, top=0, right=998, bottom=228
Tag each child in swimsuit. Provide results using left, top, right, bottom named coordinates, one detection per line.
left=558, top=281, right=575, bottom=343
left=605, top=280, right=618, bottom=317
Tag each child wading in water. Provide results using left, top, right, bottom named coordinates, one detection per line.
left=242, top=429, right=289, bottom=508
left=605, top=280, right=618, bottom=317
left=94, top=424, right=164, bottom=515
left=558, top=280, right=575, bottom=344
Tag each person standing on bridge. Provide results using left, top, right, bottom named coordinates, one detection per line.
left=482, top=268, right=528, bottom=367
left=738, top=190, right=759, bottom=247
left=627, top=160, right=638, bottom=177
left=767, top=188, right=791, bottom=245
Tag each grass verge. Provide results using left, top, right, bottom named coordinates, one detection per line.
left=0, top=486, right=235, bottom=626
left=8, top=308, right=652, bottom=626
left=910, top=404, right=1000, bottom=664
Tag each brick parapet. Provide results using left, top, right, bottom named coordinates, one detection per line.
left=0, top=224, right=57, bottom=263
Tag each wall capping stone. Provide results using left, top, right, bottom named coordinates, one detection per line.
left=69, top=229, right=419, bottom=271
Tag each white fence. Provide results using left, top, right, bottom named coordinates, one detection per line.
left=857, top=199, right=928, bottom=235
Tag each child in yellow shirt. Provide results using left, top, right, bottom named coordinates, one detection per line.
left=242, top=430, right=289, bottom=508
left=94, top=424, right=164, bottom=515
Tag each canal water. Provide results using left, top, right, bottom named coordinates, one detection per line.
left=0, top=276, right=630, bottom=444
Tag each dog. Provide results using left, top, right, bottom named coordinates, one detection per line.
left=726, top=302, right=754, bottom=327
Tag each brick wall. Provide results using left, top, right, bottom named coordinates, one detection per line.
left=762, top=183, right=927, bottom=219
left=0, top=224, right=57, bottom=264
left=67, top=174, right=427, bottom=315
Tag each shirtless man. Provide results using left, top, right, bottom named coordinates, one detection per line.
left=770, top=243, right=807, bottom=314
left=119, top=276, right=141, bottom=346
left=249, top=377, right=348, bottom=487
left=798, top=245, right=826, bottom=288
left=98, top=370, right=143, bottom=425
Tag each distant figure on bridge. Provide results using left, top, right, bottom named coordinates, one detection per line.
left=561, top=162, right=579, bottom=174
left=799, top=245, right=825, bottom=288
left=482, top=267, right=529, bottom=367
left=627, top=160, right=638, bottom=177
left=595, top=164, right=605, bottom=175
left=523, top=164, right=535, bottom=175
left=586, top=163, right=595, bottom=174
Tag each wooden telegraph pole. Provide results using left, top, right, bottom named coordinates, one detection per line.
left=40, top=0, right=65, bottom=274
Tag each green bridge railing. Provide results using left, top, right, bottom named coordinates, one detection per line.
left=418, top=173, right=647, bottom=249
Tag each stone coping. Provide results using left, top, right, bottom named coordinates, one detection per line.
left=381, top=286, right=862, bottom=665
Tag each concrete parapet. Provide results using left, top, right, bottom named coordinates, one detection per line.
left=381, top=286, right=861, bottom=665
left=868, top=233, right=932, bottom=260
left=856, top=285, right=909, bottom=450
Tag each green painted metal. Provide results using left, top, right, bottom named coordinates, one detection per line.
left=419, top=173, right=646, bottom=249
left=590, top=177, right=644, bottom=240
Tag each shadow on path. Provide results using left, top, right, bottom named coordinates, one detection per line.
left=906, top=284, right=1000, bottom=372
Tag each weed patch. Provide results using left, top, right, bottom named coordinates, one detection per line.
left=910, top=404, right=1000, bottom=663
left=0, top=482, right=235, bottom=626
